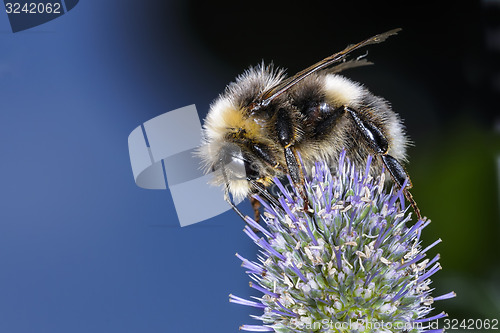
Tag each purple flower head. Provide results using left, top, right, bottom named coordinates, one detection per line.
left=230, top=150, right=455, bottom=332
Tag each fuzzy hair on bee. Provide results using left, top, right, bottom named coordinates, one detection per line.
left=198, top=65, right=289, bottom=199
left=198, top=28, right=422, bottom=220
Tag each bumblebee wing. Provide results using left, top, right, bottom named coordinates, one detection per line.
left=257, top=28, right=401, bottom=106
left=326, top=58, right=373, bottom=74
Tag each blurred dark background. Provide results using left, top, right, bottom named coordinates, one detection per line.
left=0, top=1, right=498, bottom=332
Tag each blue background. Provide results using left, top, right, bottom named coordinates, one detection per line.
left=0, top=2, right=258, bottom=332
left=0, top=1, right=498, bottom=332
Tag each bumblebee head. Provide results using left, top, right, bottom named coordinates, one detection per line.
left=198, top=138, right=271, bottom=200
left=198, top=63, right=287, bottom=199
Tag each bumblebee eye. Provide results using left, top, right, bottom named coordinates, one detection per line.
left=244, top=160, right=260, bottom=180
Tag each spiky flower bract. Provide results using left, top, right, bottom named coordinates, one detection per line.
left=230, top=151, right=455, bottom=332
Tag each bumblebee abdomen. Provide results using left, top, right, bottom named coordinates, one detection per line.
left=290, top=73, right=408, bottom=174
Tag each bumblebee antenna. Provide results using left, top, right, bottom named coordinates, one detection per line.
left=218, top=160, right=248, bottom=222
left=249, top=180, right=282, bottom=210
left=224, top=183, right=247, bottom=221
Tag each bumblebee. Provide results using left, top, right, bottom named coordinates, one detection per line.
left=198, top=29, right=421, bottom=220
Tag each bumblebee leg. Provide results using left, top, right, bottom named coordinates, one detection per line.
left=283, top=146, right=302, bottom=187
left=284, top=146, right=308, bottom=202
left=249, top=196, right=261, bottom=222
left=275, top=107, right=309, bottom=210
left=380, top=154, right=412, bottom=189
left=381, top=155, right=422, bottom=220
left=346, top=107, right=422, bottom=220
left=248, top=182, right=287, bottom=230
left=346, top=107, right=388, bottom=154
